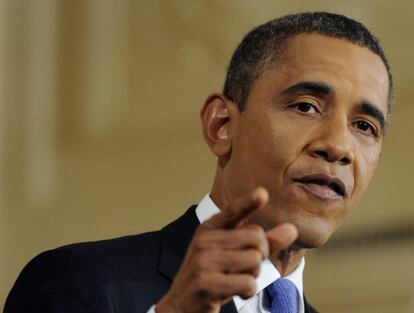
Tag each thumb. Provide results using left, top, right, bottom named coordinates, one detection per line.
left=266, top=223, right=298, bottom=253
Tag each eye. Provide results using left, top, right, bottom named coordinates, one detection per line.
left=354, top=120, right=377, bottom=136
left=291, top=102, right=319, bottom=114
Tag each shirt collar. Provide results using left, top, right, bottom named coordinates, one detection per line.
left=195, top=194, right=305, bottom=311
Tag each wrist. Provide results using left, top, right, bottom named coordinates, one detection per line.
left=156, top=292, right=180, bottom=313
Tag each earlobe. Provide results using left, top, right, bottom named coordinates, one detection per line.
left=200, top=93, right=238, bottom=157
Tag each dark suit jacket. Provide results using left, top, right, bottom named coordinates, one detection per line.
left=4, top=206, right=318, bottom=313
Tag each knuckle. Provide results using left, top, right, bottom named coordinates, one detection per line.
left=194, top=273, right=211, bottom=297
left=194, top=239, right=206, bottom=252
left=193, top=253, right=209, bottom=271
left=247, top=225, right=266, bottom=241
left=255, top=227, right=267, bottom=241
left=252, top=267, right=260, bottom=278
left=251, top=250, right=262, bottom=264
left=260, top=240, right=270, bottom=258
left=241, top=277, right=256, bottom=299
left=246, top=277, right=257, bottom=294
left=243, top=250, right=262, bottom=276
left=193, top=235, right=212, bottom=252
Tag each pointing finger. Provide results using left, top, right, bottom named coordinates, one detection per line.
left=204, top=187, right=269, bottom=229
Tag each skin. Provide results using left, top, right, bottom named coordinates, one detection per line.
left=157, top=33, right=389, bottom=313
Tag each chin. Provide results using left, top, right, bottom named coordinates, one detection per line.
left=294, top=218, right=337, bottom=249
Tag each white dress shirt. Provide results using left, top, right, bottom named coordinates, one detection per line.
left=148, top=194, right=305, bottom=313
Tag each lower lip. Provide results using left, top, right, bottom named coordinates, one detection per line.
left=296, top=182, right=342, bottom=200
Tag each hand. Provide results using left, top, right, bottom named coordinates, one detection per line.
left=156, top=187, right=298, bottom=313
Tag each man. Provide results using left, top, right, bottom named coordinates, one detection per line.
left=4, top=11, right=392, bottom=313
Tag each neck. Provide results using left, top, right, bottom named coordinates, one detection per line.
left=270, top=248, right=306, bottom=276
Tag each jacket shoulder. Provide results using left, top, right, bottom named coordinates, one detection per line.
left=5, top=207, right=199, bottom=313
left=61, top=230, right=162, bottom=273
left=4, top=231, right=164, bottom=313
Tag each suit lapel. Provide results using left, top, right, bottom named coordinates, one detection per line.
left=157, top=206, right=199, bottom=280
left=304, top=295, right=319, bottom=313
left=220, top=301, right=238, bottom=313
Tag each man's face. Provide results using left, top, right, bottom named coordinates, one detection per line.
left=224, top=33, right=389, bottom=248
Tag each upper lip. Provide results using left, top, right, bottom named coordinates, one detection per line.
left=293, top=173, right=347, bottom=197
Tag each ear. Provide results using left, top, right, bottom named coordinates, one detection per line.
left=200, top=93, right=240, bottom=157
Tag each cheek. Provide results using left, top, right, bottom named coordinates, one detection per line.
left=352, top=147, right=380, bottom=201
left=249, top=118, right=301, bottom=178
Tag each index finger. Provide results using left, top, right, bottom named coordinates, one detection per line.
left=203, top=187, right=269, bottom=229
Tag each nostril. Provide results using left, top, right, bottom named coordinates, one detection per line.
left=313, top=150, right=329, bottom=160
left=307, top=142, right=354, bottom=164
left=339, top=156, right=351, bottom=165
left=312, top=150, right=351, bottom=165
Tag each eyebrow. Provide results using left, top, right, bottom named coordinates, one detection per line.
left=280, top=80, right=387, bottom=133
left=280, top=81, right=334, bottom=97
left=358, top=101, right=387, bottom=133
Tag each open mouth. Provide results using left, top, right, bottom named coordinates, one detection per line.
left=294, top=174, right=346, bottom=199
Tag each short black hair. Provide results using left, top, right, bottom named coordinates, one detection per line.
left=223, top=12, right=393, bottom=114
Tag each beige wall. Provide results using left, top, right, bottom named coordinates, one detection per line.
left=1, top=0, right=413, bottom=311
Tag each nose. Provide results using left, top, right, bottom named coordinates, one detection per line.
left=306, top=120, right=355, bottom=165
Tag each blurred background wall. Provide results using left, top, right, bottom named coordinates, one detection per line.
left=1, top=0, right=413, bottom=312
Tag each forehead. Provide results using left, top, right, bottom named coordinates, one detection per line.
left=255, top=33, right=389, bottom=115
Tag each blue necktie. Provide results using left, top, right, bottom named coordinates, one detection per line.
left=266, top=278, right=299, bottom=313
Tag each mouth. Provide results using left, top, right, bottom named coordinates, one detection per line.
left=293, top=173, right=347, bottom=200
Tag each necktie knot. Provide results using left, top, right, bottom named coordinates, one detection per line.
left=266, top=278, right=299, bottom=313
